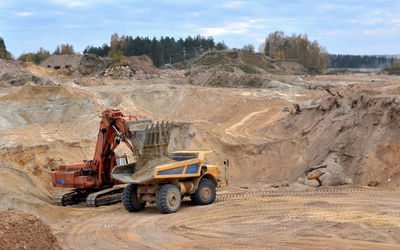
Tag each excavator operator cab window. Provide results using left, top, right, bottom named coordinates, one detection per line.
left=116, top=155, right=128, bottom=166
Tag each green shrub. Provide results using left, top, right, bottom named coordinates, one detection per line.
left=238, top=64, right=258, bottom=74
left=112, top=50, right=123, bottom=62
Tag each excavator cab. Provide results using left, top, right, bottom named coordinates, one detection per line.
left=116, top=154, right=128, bottom=166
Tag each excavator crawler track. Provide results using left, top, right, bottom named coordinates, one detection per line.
left=86, top=186, right=125, bottom=207
left=54, top=189, right=88, bottom=206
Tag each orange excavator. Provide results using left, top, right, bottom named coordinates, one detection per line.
left=52, top=108, right=172, bottom=206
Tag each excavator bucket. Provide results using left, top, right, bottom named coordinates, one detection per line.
left=127, top=120, right=172, bottom=156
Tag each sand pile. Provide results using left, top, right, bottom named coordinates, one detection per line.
left=282, top=87, right=400, bottom=187
left=0, top=208, right=61, bottom=250
left=40, top=55, right=82, bottom=70
left=274, top=61, right=307, bottom=75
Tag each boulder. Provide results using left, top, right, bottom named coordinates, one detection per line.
left=297, top=177, right=305, bottom=184
left=321, top=173, right=345, bottom=186
left=304, top=178, right=320, bottom=187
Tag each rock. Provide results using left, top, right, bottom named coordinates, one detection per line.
left=318, top=172, right=331, bottom=182
left=321, top=173, right=345, bottom=186
left=368, top=180, right=379, bottom=187
left=344, top=177, right=353, bottom=184
left=280, top=182, right=289, bottom=187
left=284, top=122, right=292, bottom=129
left=25, top=81, right=37, bottom=86
left=304, top=178, right=320, bottom=187
left=271, top=183, right=280, bottom=188
left=63, top=81, right=81, bottom=88
left=341, top=104, right=352, bottom=114
left=297, top=177, right=305, bottom=184
left=307, top=170, right=322, bottom=180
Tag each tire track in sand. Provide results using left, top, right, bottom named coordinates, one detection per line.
left=56, top=186, right=400, bottom=249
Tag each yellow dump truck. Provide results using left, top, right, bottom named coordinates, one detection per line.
left=111, top=151, right=228, bottom=214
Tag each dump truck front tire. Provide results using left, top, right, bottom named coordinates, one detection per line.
left=122, top=184, right=146, bottom=212
left=191, top=178, right=216, bottom=205
left=156, top=184, right=181, bottom=214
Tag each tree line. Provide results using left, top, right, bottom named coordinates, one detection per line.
left=328, top=54, right=393, bottom=68
left=259, top=31, right=329, bottom=71
left=84, top=34, right=228, bottom=67
left=1, top=34, right=399, bottom=71
left=18, top=44, right=76, bottom=63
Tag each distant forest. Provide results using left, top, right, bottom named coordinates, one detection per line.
left=84, top=34, right=228, bottom=67
left=3, top=33, right=398, bottom=71
left=328, top=54, right=394, bottom=69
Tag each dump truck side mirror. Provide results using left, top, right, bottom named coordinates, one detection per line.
left=223, top=159, right=229, bottom=166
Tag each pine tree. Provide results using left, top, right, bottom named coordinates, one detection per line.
left=0, top=37, right=11, bottom=59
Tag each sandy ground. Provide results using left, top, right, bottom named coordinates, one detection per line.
left=1, top=72, right=400, bottom=249
left=52, top=184, right=400, bottom=249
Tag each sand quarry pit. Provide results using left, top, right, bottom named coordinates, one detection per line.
left=0, top=61, right=400, bottom=249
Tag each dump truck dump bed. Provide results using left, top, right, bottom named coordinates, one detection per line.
left=111, top=151, right=211, bottom=184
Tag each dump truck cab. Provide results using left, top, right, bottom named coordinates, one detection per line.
left=111, top=150, right=228, bottom=214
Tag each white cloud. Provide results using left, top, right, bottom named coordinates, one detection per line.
left=64, top=24, right=85, bottom=28
left=199, top=18, right=270, bottom=37
left=189, top=12, right=199, bottom=17
left=68, top=2, right=86, bottom=7
left=52, top=0, right=87, bottom=8
left=221, top=1, right=242, bottom=9
left=200, top=22, right=249, bottom=36
left=200, top=27, right=227, bottom=36
left=362, top=29, right=387, bottom=35
left=366, top=18, right=383, bottom=25
left=16, top=11, right=33, bottom=17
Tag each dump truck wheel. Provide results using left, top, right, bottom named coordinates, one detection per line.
left=156, top=184, right=181, bottom=214
left=190, top=178, right=216, bottom=205
left=122, top=184, right=146, bottom=212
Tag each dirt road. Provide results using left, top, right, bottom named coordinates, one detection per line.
left=53, top=185, right=400, bottom=249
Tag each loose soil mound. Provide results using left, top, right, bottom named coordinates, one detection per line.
left=0, top=59, right=35, bottom=86
left=0, top=208, right=61, bottom=250
left=192, top=50, right=275, bottom=72
left=79, top=54, right=110, bottom=76
left=118, top=55, right=160, bottom=75
left=178, top=50, right=303, bottom=88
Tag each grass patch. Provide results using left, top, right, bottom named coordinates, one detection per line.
left=238, top=64, right=259, bottom=74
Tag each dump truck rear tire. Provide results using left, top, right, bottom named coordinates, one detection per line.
left=191, top=178, right=216, bottom=205
left=156, top=184, right=181, bottom=214
left=122, top=184, right=146, bottom=212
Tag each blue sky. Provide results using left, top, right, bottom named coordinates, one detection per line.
left=1, top=0, right=400, bottom=57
